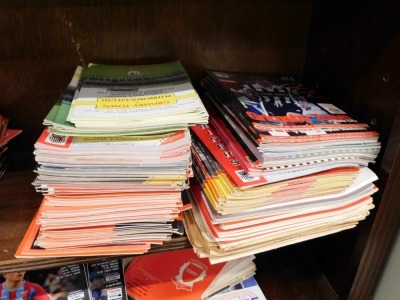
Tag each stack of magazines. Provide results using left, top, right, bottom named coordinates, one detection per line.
left=123, top=248, right=265, bottom=300
left=16, top=61, right=209, bottom=258
left=182, top=70, right=381, bottom=264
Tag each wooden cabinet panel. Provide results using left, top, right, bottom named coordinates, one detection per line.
left=0, top=1, right=398, bottom=299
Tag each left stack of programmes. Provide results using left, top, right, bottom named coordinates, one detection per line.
left=15, top=61, right=209, bottom=258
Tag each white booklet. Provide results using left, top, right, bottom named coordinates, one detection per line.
left=66, top=61, right=208, bottom=132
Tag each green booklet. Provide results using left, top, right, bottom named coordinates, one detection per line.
left=43, top=66, right=82, bottom=133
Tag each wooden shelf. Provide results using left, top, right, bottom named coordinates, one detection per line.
left=0, top=1, right=399, bottom=299
left=255, top=244, right=338, bottom=300
left=0, top=237, right=191, bottom=274
left=0, top=153, right=40, bottom=265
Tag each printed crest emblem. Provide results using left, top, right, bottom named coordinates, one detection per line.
left=171, top=259, right=207, bottom=291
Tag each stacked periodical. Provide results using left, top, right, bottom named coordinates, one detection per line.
left=124, top=247, right=264, bottom=300
left=183, top=70, right=381, bottom=264
left=15, top=61, right=209, bottom=257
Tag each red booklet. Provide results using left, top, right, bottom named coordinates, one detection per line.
left=124, top=248, right=226, bottom=300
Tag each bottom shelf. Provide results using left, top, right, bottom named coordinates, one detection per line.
left=255, top=243, right=338, bottom=300
left=0, top=153, right=338, bottom=299
left=0, top=237, right=191, bottom=274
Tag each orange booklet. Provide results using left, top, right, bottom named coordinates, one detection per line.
left=14, top=203, right=152, bottom=258
left=124, top=248, right=227, bottom=300
left=0, top=129, right=22, bottom=147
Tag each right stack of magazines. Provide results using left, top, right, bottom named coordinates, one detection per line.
left=183, top=70, right=381, bottom=264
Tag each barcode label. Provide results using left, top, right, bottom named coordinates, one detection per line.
left=45, top=134, right=68, bottom=145
left=318, top=103, right=347, bottom=114
left=236, top=170, right=260, bottom=182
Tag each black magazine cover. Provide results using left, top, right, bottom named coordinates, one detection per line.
left=202, top=70, right=369, bottom=136
left=200, top=70, right=379, bottom=167
left=86, top=259, right=128, bottom=300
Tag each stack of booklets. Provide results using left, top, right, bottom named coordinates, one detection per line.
left=44, top=63, right=208, bottom=137
left=207, top=276, right=266, bottom=300
left=200, top=71, right=380, bottom=177
left=182, top=70, right=381, bottom=264
left=0, top=114, right=22, bottom=178
left=15, top=61, right=209, bottom=258
left=123, top=248, right=264, bottom=300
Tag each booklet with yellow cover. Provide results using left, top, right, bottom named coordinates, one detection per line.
left=46, top=61, right=208, bottom=136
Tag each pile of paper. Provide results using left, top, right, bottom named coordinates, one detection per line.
left=123, top=248, right=261, bottom=300
left=16, top=61, right=208, bottom=258
left=45, top=62, right=208, bottom=137
left=182, top=70, right=380, bottom=264
left=201, top=70, right=380, bottom=175
left=32, top=128, right=191, bottom=193
left=207, top=276, right=266, bottom=300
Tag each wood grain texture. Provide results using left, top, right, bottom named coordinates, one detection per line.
left=256, top=244, right=338, bottom=300
left=303, top=1, right=400, bottom=298
left=0, top=1, right=399, bottom=300
left=0, top=0, right=312, bottom=152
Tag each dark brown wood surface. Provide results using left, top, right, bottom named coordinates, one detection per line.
left=0, top=0, right=312, bottom=152
left=303, top=1, right=400, bottom=298
left=0, top=1, right=399, bottom=299
left=255, top=244, right=338, bottom=300
left=0, top=154, right=39, bottom=266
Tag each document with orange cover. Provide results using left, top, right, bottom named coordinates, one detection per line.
left=124, top=248, right=227, bottom=300
left=14, top=204, right=153, bottom=258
